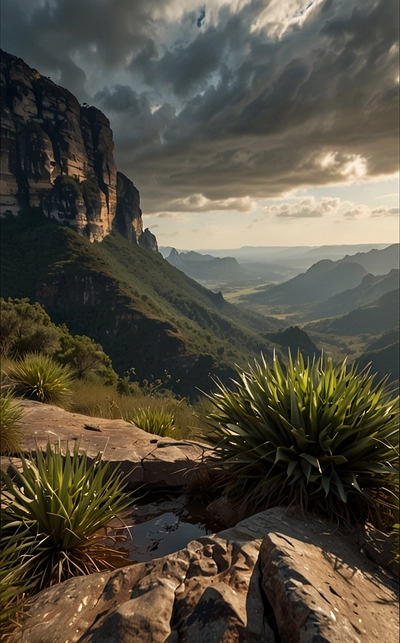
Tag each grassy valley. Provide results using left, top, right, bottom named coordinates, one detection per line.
left=224, top=246, right=399, bottom=387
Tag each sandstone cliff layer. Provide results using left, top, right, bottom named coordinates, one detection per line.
left=0, top=50, right=156, bottom=250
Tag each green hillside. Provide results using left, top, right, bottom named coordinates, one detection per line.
left=0, top=212, right=285, bottom=397
left=357, top=337, right=399, bottom=385
left=243, top=259, right=368, bottom=306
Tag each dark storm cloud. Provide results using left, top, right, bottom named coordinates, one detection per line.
left=1, top=0, right=162, bottom=99
left=119, top=0, right=398, bottom=213
left=94, top=85, right=175, bottom=149
left=2, top=0, right=398, bottom=213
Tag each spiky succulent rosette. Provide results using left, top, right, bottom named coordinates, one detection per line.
left=205, top=352, right=399, bottom=524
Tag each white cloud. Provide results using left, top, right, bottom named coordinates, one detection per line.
left=263, top=196, right=340, bottom=219
left=370, top=206, right=399, bottom=217
left=343, top=203, right=399, bottom=219
left=152, top=193, right=258, bottom=213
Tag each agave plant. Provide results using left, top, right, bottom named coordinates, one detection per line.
left=0, top=527, right=40, bottom=635
left=1, top=440, right=133, bottom=597
left=7, top=352, right=73, bottom=406
left=0, top=387, right=23, bottom=454
left=128, top=407, right=175, bottom=437
left=205, top=351, right=399, bottom=524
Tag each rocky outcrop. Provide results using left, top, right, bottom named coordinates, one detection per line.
left=5, top=401, right=399, bottom=643
left=10, top=508, right=399, bottom=643
left=0, top=50, right=156, bottom=250
left=5, top=400, right=211, bottom=490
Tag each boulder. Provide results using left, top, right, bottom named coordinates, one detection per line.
left=10, top=508, right=399, bottom=643
left=11, top=512, right=274, bottom=643
left=259, top=508, right=399, bottom=643
left=12, top=400, right=213, bottom=491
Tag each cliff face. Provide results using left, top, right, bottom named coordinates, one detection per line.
left=0, top=50, right=157, bottom=250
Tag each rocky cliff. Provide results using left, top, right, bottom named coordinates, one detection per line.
left=0, top=50, right=157, bottom=250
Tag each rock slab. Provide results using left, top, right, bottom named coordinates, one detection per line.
left=10, top=508, right=399, bottom=643
left=9, top=400, right=212, bottom=491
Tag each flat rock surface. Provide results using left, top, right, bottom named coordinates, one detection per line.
left=11, top=400, right=213, bottom=490
left=259, top=508, right=399, bottom=643
left=11, top=508, right=399, bottom=643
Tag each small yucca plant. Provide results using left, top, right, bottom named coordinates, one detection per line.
left=128, top=407, right=175, bottom=437
left=205, top=352, right=399, bottom=525
left=7, top=352, right=73, bottom=406
left=0, top=387, right=23, bottom=454
left=0, top=440, right=133, bottom=598
left=0, top=527, right=39, bottom=635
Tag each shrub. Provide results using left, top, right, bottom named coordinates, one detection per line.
left=205, top=351, right=399, bottom=525
left=56, top=332, right=117, bottom=384
left=0, top=388, right=23, bottom=455
left=0, top=441, right=133, bottom=599
left=8, top=353, right=73, bottom=405
left=128, top=407, right=175, bottom=437
left=0, top=297, right=60, bottom=358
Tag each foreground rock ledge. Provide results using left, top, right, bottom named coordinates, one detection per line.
left=4, top=400, right=212, bottom=490
left=11, top=508, right=399, bottom=643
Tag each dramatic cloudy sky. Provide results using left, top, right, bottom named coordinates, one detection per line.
left=2, top=0, right=399, bottom=248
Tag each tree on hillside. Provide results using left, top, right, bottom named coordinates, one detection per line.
left=0, top=298, right=60, bottom=357
left=56, top=330, right=117, bottom=383
left=0, top=298, right=117, bottom=384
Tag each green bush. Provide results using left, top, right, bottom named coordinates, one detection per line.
left=0, top=299, right=117, bottom=385
left=128, top=407, right=175, bottom=437
left=0, top=388, right=23, bottom=455
left=8, top=353, right=73, bottom=406
left=205, top=351, right=399, bottom=525
left=0, top=297, right=60, bottom=357
left=56, top=331, right=117, bottom=384
left=0, top=441, right=133, bottom=601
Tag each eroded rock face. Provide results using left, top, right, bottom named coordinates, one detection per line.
left=10, top=513, right=275, bottom=643
left=259, top=509, right=399, bottom=643
left=0, top=50, right=156, bottom=248
left=10, top=508, right=399, bottom=643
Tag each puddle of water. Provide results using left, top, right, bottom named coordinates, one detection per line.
left=118, top=512, right=209, bottom=562
left=106, top=495, right=223, bottom=563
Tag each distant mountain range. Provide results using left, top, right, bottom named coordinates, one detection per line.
left=243, top=260, right=369, bottom=305
left=242, top=244, right=399, bottom=308
left=161, top=244, right=395, bottom=290
left=166, top=249, right=244, bottom=283
left=165, top=248, right=296, bottom=288
left=339, top=244, right=399, bottom=275
left=304, top=269, right=399, bottom=320
left=160, top=243, right=392, bottom=269
left=161, top=243, right=391, bottom=261
left=305, top=290, right=399, bottom=336
left=357, top=331, right=399, bottom=385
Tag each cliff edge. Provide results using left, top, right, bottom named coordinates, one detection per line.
left=0, top=50, right=157, bottom=251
